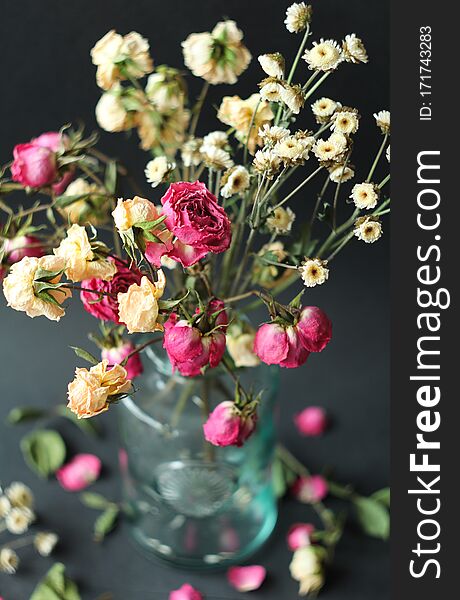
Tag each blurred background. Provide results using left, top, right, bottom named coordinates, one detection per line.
left=0, top=0, right=389, bottom=598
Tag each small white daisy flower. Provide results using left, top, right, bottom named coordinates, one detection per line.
left=258, top=124, right=290, bottom=146
left=299, top=258, right=329, bottom=287
left=221, top=165, right=251, bottom=198
left=303, top=39, right=343, bottom=72
left=285, top=2, right=312, bottom=34
left=331, top=110, right=359, bottom=135
left=34, top=532, right=59, bottom=557
left=0, top=548, right=19, bottom=575
left=200, top=145, right=233, bottom=171
left=328, top=164, right=355, bottom=183
left=266, top=206, right=296, bottom=234
left=145, top=156, right=175, bottom=188
left=5, top=507, right=35, bottom=534
left=258, top=53, right=285, bottom=79
left=5, top=482, right=34, bottom=509
left=350, top=182, right=379, bottom=209
left=181, top=137, right=203, bottom=167
left=374, top=110, right=390, bottom=134
left=354, top=216, right=383, bottom=243
left=311, top=97, right=340, bottom=123
left=280, top=84, right=305, bottom=114
left=252, top=150, right=282, bottom=179
left=259, top=79, right=284, bottom=103
left=342, top=34, right=368, bottom=64
left=202, top=130, right=228, bottom=149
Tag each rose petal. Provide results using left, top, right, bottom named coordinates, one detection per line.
left=227, top=565, right=267, bottom=592
left=169, top=583, right=203, bottom=600
left=56, top=454, right=102, bottom=491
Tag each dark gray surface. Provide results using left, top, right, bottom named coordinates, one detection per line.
left=0, top=1, right=389, bottom=598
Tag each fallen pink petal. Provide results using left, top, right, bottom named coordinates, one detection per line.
left=169, top=583, right=203, bottom=600
left=56, top=453, right=102, bottom=491
left=227, top=565, right=267, bottom=592
left=287, top=523, right=315, bottom=551
left=294, top=406, right=328, bottom=437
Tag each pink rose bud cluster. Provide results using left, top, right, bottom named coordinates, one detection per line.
left=161, top=181, right=232, bottom=267
left=203, top=401, right=257, bottom=448
left=80, top=258, right=142, bottom=323
left=291, top=475, right=329, bottom=504
left=254, top=306, right=332, bottom=368
left=294, top=406, right=328, bottom=436
left=11, top=131, right=72, bottom=191
left=101, top=341, right=143, bottom=380
left=163, top=299, right=228, bottom=377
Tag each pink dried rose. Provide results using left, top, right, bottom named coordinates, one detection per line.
left=297, top=306, right=332, bottom=353
left=254, top=323, right=310, bottom=368
left=254, top=305, right=332, bottom=368
left=80, top=258, right=142, bottom=323
left=11, top=131, right=66, bottom=189
left=169, top=583, right=203, bottom=600
left=294, top=406, right=327, bottom=437
left=292, top=475, right=328, bottom=504
left=161, top=181, right=231, bottom=265
left=56, top=454, right=102, bottom=491
left=163, top=299, right=228, bottom=377
left=101, top=341, right=143, bottom=380
left=3, top=235, right=45, bottom=263
left=227, top=565, right=267, bottom=592
left=287, top=523, right=315, bottom=551
left=203, top=401, right=257, bottom=447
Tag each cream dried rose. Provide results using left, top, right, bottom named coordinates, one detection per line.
left=112, top=196, right=158, bottom=232
left=54, top=224, right=116, bottom=282
left=117, top=272, right=166, bottom=333
left=2, top=255, right=71, bottom=321
left=227, top=332, right=260, bottom=368
left=67, top=360, right=132, bottom=418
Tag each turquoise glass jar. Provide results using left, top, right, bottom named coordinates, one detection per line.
left=118, top=346, right=279, bottom=569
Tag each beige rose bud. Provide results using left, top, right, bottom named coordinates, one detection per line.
left=95, top=90, right=131, bottom=132
left=289, top=547, right=324, bottom=596
left=112, top=196, right=158, bottom=232
left=3, top=255, right=71, bottom=321
left=227, top=332, right=260, bottom=368
left=118, top=273, right=166, bottom=334
left=54, top=224, right=116, bottom=282
left=90, top=30, right=124, bottom=90
left=67, top=360, right=132, bottom=419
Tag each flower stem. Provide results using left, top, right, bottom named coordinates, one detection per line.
left=273, top=166, right=323, bottom=210
left=366, top=134, right=389, bottom=182
left=189, top=81, right=210, bottom=138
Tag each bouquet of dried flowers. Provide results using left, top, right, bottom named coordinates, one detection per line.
left=0, top=2, right=390, bottom=594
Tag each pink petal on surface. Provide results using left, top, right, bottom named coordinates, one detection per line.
left=227, top=565, right=267, bottom=592
left=287, top=523, right=315, bottom=551
left=294, top=406, right=328, bottom=437
left=169, top=583, right=203, bottom=600
left=56, top=453, right=102, bottom=491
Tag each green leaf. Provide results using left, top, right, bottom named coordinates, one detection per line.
left=372, top=487, right=391, bottom=507
left=104, top=161, right=117, bottom=194
left=142, top=230, right=163, bottom=243
left=7, top=406, right=48, bottom=424
left=70, top=346, right=99, bottom=365
left=94, top=506, right=119, bottom=542
left=80, top=492, right=111, bottom=510
left=271, top=455, right=296, bottom=499
left=135, top=214, right=167, bottom=230
left=34, top=267, right=65, bottom=281
left=21, top=429, right=66, bottom=478
left=55, top=193, right=89, bottom=208
left=353, top=496, right=390, bottom=540
left=158, top=293, right=190, bottom=312
left=30, top=562, right=81, bottom=600
left=55, top=405, right=100, bottom=437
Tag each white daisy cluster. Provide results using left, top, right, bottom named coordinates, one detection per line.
left=299, top=258, right=329, bottom=287
left=0, top=481, right=58, bottom=575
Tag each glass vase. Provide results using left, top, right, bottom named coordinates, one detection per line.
left=118, top=345, right=279, bottom=569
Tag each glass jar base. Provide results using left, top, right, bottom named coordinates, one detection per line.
left=127, top=505, right=278, bottom=571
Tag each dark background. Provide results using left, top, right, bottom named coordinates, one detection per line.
left=0, top=1, right=389, bottom=598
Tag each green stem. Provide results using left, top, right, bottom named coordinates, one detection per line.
left=189, top=81, right=210, bottom=138
left=366, top=134, right=389, bottom=182
left=326, top=231, right=354, bottom=262
left=378, top=173, right=390, bottom=189
left=272, top=166, right=323, bottom=210
left=170, top=381, right=195, bottom=429
left=302, top=72, right=331, bottom=104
